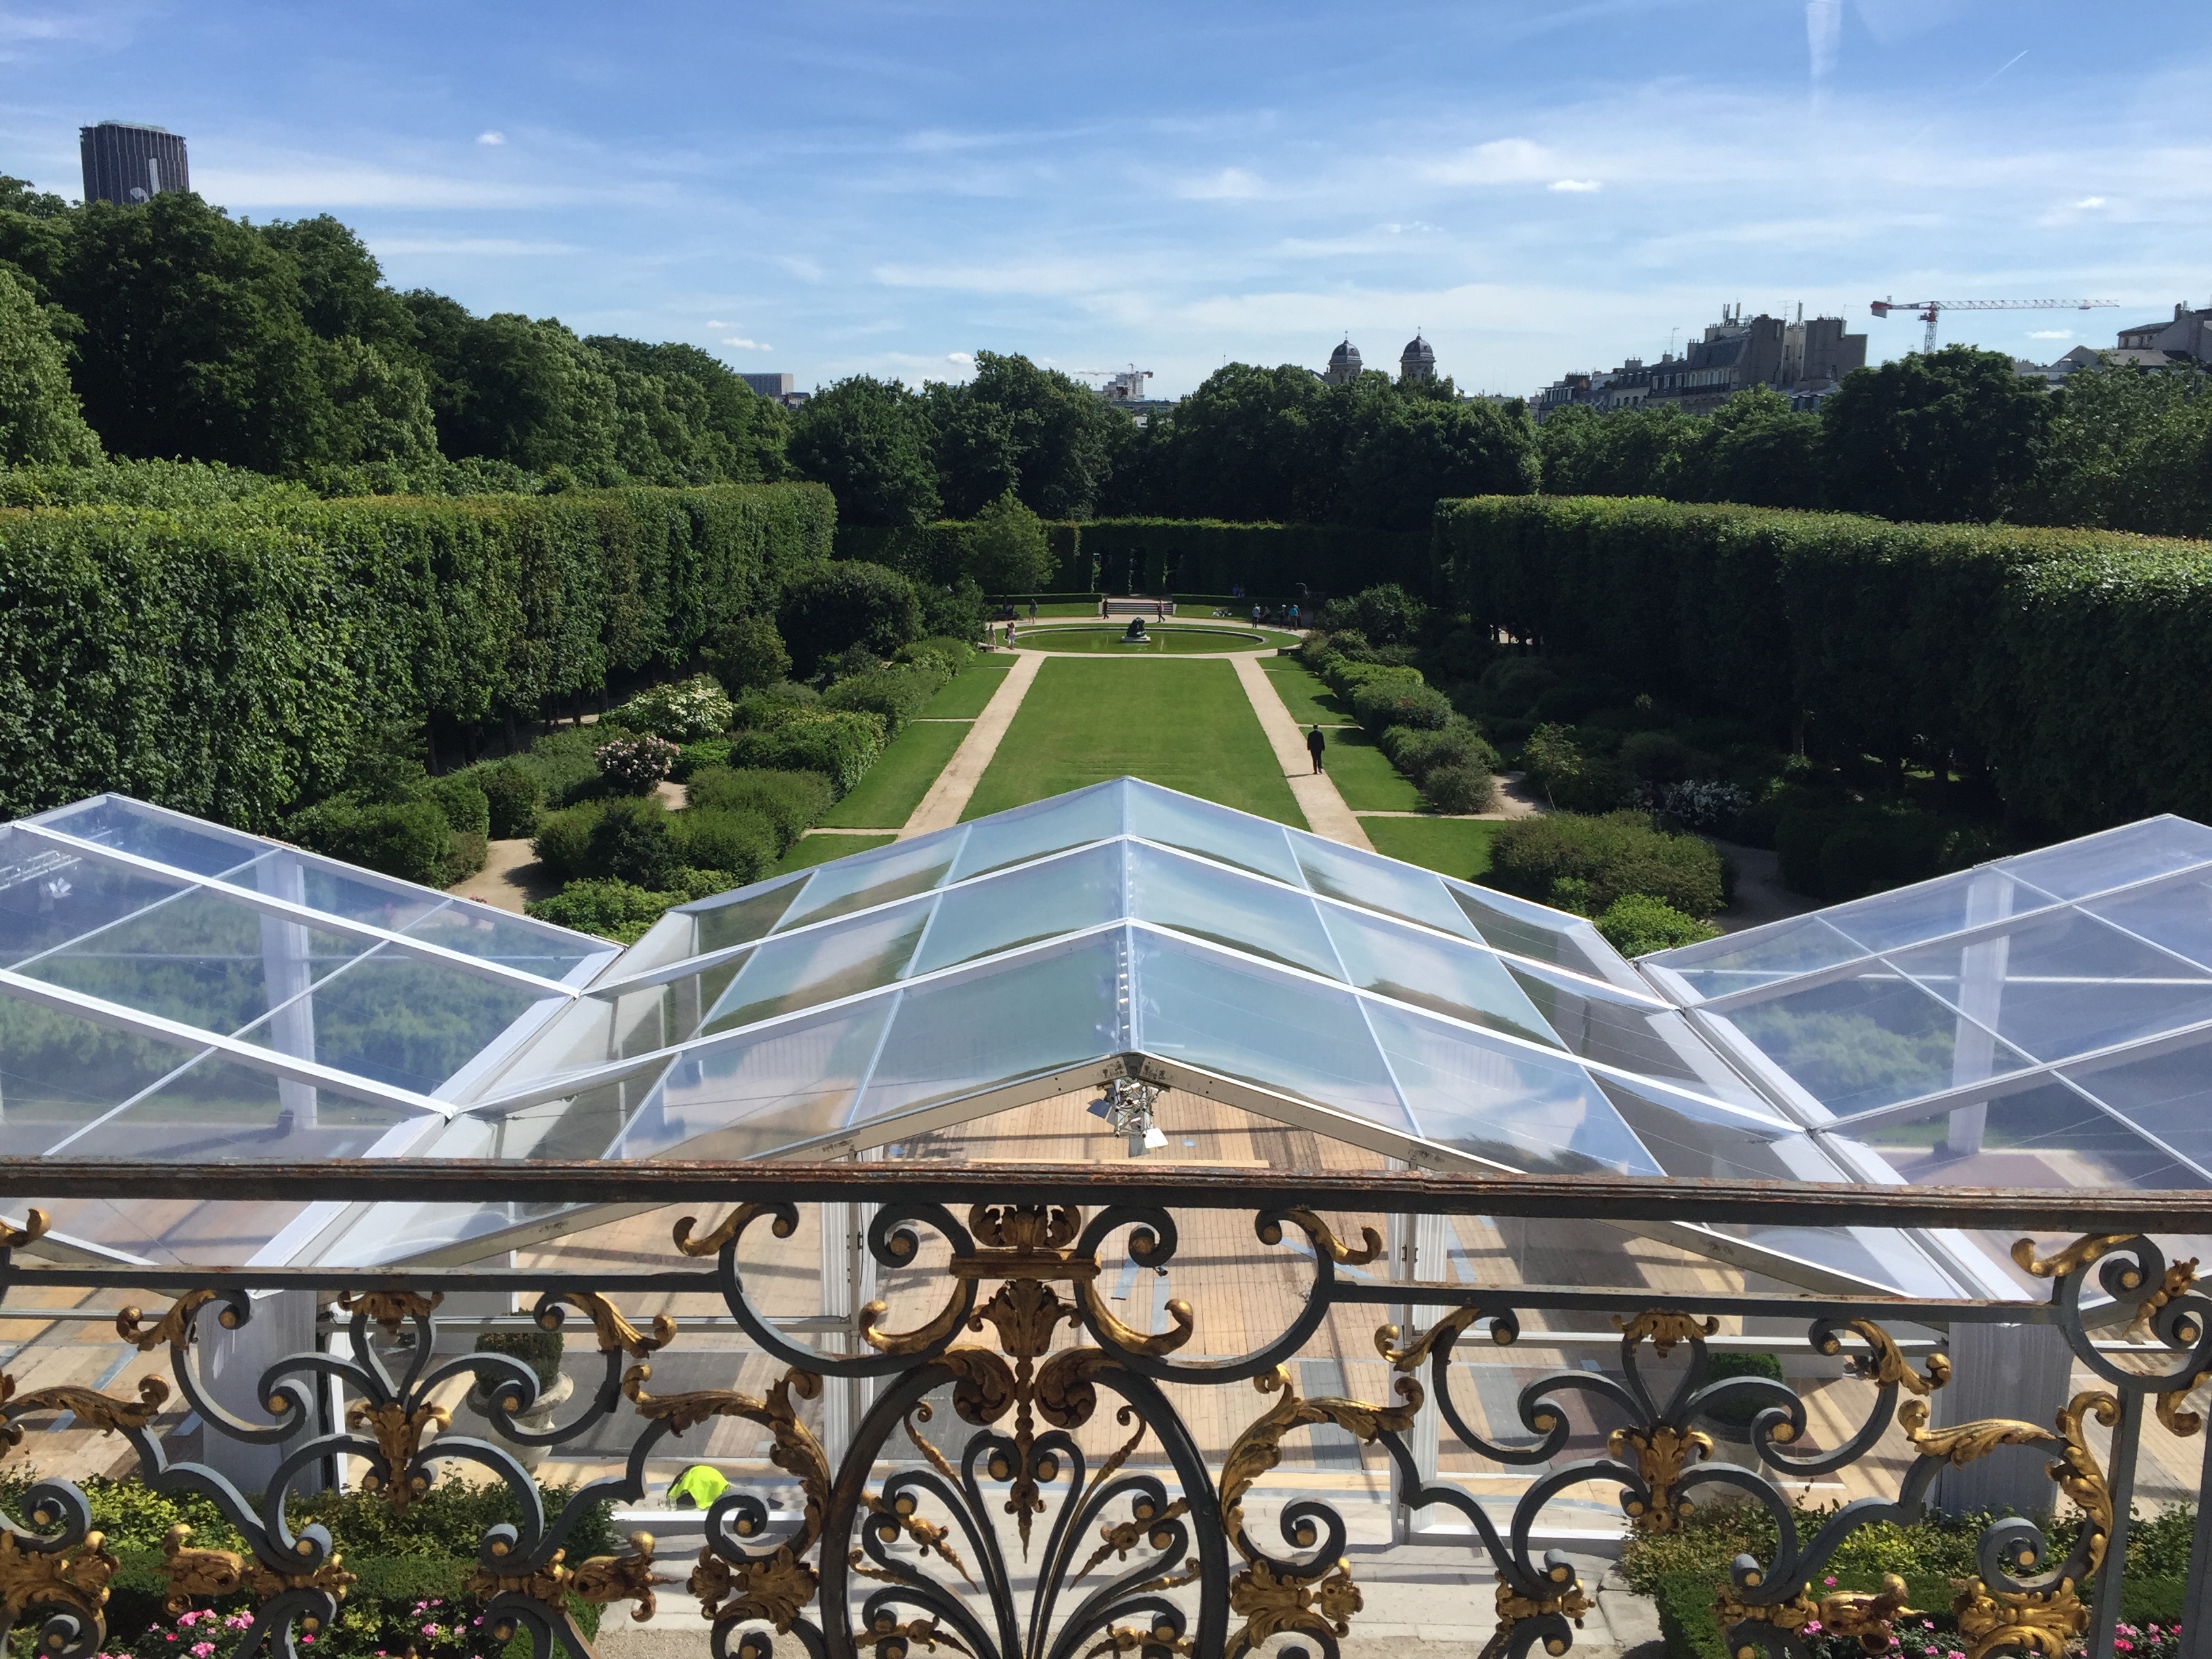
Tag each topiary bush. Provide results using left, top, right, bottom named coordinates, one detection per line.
left=528, top=869, right=736, bottom=943
left=1421, top=762, right=1496, bottom=815
left=1486, top=810, right=1727, bottom=918
left=586, top=794, right=677, bottom=887
left=286, top=797, right=455, bottom=888
left=777, top=560, right=924, bottom=676
left=1594, top=892, right=1721, bottom=955
left=474, top=1327, right=564, bottom=1391
left=820, top=663, right=951, bottom=735
left=1351, top=678, right=1453, bottom=731
left=704, top=614, right=792, bottom=691
left=1380, top=718, right=1500, bottom=783
left=668, top=805, right=779, bottom=885
left=475, top=760, right=543, bottom=838
left=895, top=636, right=977, bottom=676
left=686, top=766, right=834, bottom=851
left=729, top=710, right=886, bottom=796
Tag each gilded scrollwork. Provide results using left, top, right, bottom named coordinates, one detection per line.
left=334, top=1288, right=444, bottom=1338
left=115, top=1290, right=221, bottom=1353
left=344, top=1398, right=451, bottom=1513
left=0, top=1527, right=117, bottom=1636
left=1819, top=1318, right=1951, bottom=1396
left=159, top=1525, right=247, bottom=1615
left=533, top=1290, right=676, bottom=1357
left=1611, top=1423, right=1713, bottom=1533
left=0, top=1210, right=49, bottom=1250
left=1488, top=1565, right=1594, bottom=1659
left=1612, top=1309, right=1721, bottom=1357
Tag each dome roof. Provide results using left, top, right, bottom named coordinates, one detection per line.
left=1401, top=334, right=1435, bottom=364
left=1328, top=338, right=1361, bottom=368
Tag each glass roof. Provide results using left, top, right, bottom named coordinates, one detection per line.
left=0, top=796, right=619, bottom=1264
left=1642, top=817, right=2212, bottom=1195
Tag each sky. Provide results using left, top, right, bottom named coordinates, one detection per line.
left=2, top=1, right=2207, bottom=399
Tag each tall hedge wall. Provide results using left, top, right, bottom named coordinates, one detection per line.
left=0, top=482, right=834, bottom=827
left=1080, top=518, right=1431, bottom=599
left=1435, top=494, right=2212, bottom=831
left=831, top=520, right=1086, bottom=590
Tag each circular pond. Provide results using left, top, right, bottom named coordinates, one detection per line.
left=1012, top=625, right=1290, bottom=654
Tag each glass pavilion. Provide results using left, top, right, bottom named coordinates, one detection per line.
left=5, top=783, right=2207, bottom=1303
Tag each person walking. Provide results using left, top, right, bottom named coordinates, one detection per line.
left=1306, top=724, right=1326, bottom=775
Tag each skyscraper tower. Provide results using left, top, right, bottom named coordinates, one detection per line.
left=80, top=122, right=190, bottom=206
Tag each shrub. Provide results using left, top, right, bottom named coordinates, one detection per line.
left=511, top=727, right=606, bottom=808
left=1421, top=763, right=1496, bottom=815
left=609, top=674, right=735, bottom=743
left=586, top=794, right=677, bottom=887
left=731, top=682, right=820, bottom=728
left=594, top=733, right=680, bottom=793
left=918, top=575, right=987, bottom=642
left=286, top=797, right=453, bottom=888
left=1380, top=719, right=1500, bottom=783
left=821, top=663, right=951, bottom=735
left=527, top=868, right=741, bottom=943
left=1696, top=1349, right=1784, bottom=1428
left=896, top=635, right=977, bottom=676
left=728, top=710, right=887, bottom=796
left=419, top=773, right=490, bottom=838
left=1595, top=892, right=1722, bottom=956
left=1486, top=811, right=1727, bottom=917
left=778, top=560, right=924, bottom=676
left=474, top=1328, right=563, bottom=1390
left=704, top=614, right=792, bottom=691
left=530, top=799, right=606, bottom=882
left=1351, top=678, right=1453, bottom=731
left=1520, top=723, right=1633, bottom=813
left=1316, top=583, right=1429, bottom=644
left=686, top=766, right=834, bottom=851
left=1775, top=802, right=1996, bottom=900
left=1656, top=777, right=1751, bottom=834
left=476, top=760, right=543, bottom=838
left=668, top=805, right=779, bottom=885
left=963, top=493, right=1056, bottom=592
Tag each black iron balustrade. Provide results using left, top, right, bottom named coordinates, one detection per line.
left=0, top=1162, right=2207, bottom=1659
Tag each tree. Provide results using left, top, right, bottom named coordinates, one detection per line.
left=962, top=493, right=1055, bottom=592
left=0, top=263, right=100, bottom=465
left=1536, top=401, right=1705, bottom=497
left=1335, top=386, right=1539, bottom=529
left=588, top=337, right=787, bottom=484
left=2015, top=361, right=2212, bottom=539
left=403, top=300, right=628, bottom=478
left=256, top=215, right=415, bottom=348
left=787, top=376, right=941, bottom=527
left=1112, top=363, right=1337, bottom=520
left=705, top=615, right=793, bottom=690
left=936, top=351, right=1129, bottom=519
left=1820, top=346, right=2049, bottom=523
left=777, top=562, right=924, bottom=674
left=1693, top=386, right=1822, bottom=508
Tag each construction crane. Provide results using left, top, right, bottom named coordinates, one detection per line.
left=1870, top=297, right=2118, bottom=355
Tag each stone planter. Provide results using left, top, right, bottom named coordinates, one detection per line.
left=468, top=1371, right=574, bottom=1474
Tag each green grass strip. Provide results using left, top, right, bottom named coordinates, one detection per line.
left=961, top=657, right=1306, bottom=827
left=1011, top=625, right=1285, bottom=654
left=775, top=832, right=897, bottom=874
left=920, top=663, right=1012, bottom=718
left=1321, top=728, right=1425, bottom=811
left=1359, top=817, right=1500, bottom=880
left=819, top=720, right=970, bottom=828
left=1259, top=658, right=1354, bottom=726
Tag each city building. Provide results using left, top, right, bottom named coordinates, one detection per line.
left=739, top=371, right=809, bottom=409
left=1322, top=337, right=1362, bottom=386
left=79, top=121, right=188, bottom=206
left=1398, top=333, right=1436, bottom=382
left=2016, top=299, right=2212, bottom=387
left=1534, top=304, right=1866, bottom=420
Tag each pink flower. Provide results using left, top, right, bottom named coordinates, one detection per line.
left=190, top=1643, right=215, bottom=1656
left=1823, top=1576, right=1837, bottom=1587
left=1805, top=1622, right=1822, bottom=1634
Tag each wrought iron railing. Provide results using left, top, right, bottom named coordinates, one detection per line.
left=0, top=1162, right=2207, bottom=1659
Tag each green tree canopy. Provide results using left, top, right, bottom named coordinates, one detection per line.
left=962, top=492, right=1055, bottom=591
left=787, top=375, right=941, bottom=527
left=777, top=561, right=924, bottom=674
left=926, top=351, right=1130, bottom=519
left=1820, top=345, right=2049, bottom=523
left=0, top=262, right=100, bottom=465
left=2015, top=361, right=2212, bottom=538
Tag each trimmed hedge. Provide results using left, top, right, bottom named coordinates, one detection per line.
left=1435, top=495, right=2212, bottom=833
left=0, top=482, right=833, bottom=828
left=834, top=520, right=1086, bottom=592
left=727, top=709, right=886, bottom=796
left=1486, top=811, right=1728, bottom=917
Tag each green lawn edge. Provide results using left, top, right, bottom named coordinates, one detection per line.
left=1323, top=727, right=1425, bottom=811
left=920, top=663, right=1013, bottom=718
left=775, top=832, right=897, bottom=874
left=1259, top=658, right=1354, bottom=725
left=1359, top=816, right=1500, bottom=880
left=819, top=720, right=970, bottom=827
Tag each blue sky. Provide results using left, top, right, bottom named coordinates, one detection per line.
left=3, top=1, right=2207, bottom=398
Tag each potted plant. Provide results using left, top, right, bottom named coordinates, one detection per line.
left=469, top=1327, right=571, bottom=1473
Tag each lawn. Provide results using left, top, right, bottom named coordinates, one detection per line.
left=1321, top=728, right=1425, bottom=812
left=1011, top=626, right=1286, bottom=654
left=775, top=832, right=897, bottom=874
left=961, top=657, right=1307, bottom=827
left=819, top=719, right=969, bottom=828
left=1259, top=659, right=1354, bottom=726
left=1359, top=817, right=1501, bottom=880
left=919, top=663, right=1012, bottom=718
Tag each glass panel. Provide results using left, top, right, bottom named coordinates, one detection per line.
left=260, top=853, right=448, bottom=934
left=1646, top=915, right=1864, bottom=1000
left=1364, top=1000, right=1657, bottom=1174
left=1443, top=879, right=1624, bottom=979
left=1821, top=866, right=2055, bottom=955
left=951, top=783, right=1125, bottom=881
left=234, top=947, right=544, bottom=1095
left=18, top=886, right=369, bottom=1036
left=1323, top=904, right=1560, bottom=1048
left=689, top=872, right=809, bottom=955
left=1594, top=1076, right=1797, bottom=1180
left=1725, top=967, right=2035, bottom=1115
left=29, top=797, right=265, bottom=877
left=857, top=932, right=1128, bottom=1124
left=20, top=1192, right=325, bottom=1268
left=1130, top=843, right=1338, bottom=978
left=400, top=901, right=602, bottom=983
left=1289, top=832, right=1479, bottom=939
left=775, top=838, right=960, bottom=930
left=1130, top=929, right=1410, bottom=1131
left=2000, top=817, right=2212, bottom=901
left=1847, top=1080, right=2207, bottom=1189
left=90, top=1052, right=424, bottom=1160
left=614, top=998, right=894, bottom=1160
left=912, top=843, right=1123, bottom=976
left=0, top=995, right=203, bottom=1155
left=1126, top=785, right=1300, bottom=884
left=2064, top=1038, right=2212, bottom=1178
left=1509, top=964, right=1774, bottom=1109
left=2084, top=869, right=2212, bottom=974
left=1890, top=908, right=2212, bottom=1064
left=0, top=829, right=194, bottom=969
left=702, top=902, right=930, bottom=1033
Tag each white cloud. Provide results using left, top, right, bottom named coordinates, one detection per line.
left=1549, top=178, right=1601, bottom=193
left=775, top=255, right=823, bottom=283
left=1177, top=167, right=1263, bottom=201
left=946, top=352, right=975, bottom=366
left=706, top=319, right=731, bottom=329
left=2074, top=195, right=2107, bottom=208
left=477, top=130, right=506, bottom=146
left=720, top=337, right=772, bottom=350
left=2029, top=329, right=2074, bottom=339
left=1424, top=138, right=1563, bottom=186
left=1806, top=0, right=1843, bottom=80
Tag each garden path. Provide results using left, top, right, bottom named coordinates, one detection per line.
left=1229, top=652, right=1373, bottom=850
left=897, top=649, right=1044, bottom=837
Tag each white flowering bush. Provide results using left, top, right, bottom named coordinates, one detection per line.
left=608, top=675, right=734, bottom=743
left=1656, top=777, right=1750, bottom=831
left=595, top=734, right=680, bottom=792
